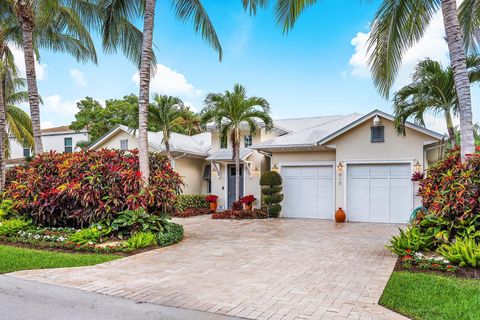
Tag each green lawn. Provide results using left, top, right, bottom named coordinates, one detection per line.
left=0, top=245, right=120, bottom=274
left=380, top=271, right=480, bottom=320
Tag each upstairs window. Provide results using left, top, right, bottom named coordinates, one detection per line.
left=371, top=126, right=384, bottom=143
left=22, top=140, right=30, bottom=157
left=120, top=139, right=129, bottom=151
left=244, top=135, right=253, bottom=147
left=64, top=137, right=73, bottom=153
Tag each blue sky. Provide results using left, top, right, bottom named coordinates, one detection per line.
left=14, top=0, right=479, bottom=133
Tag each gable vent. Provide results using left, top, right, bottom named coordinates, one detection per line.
left=371, top=126, right=384, bottom=143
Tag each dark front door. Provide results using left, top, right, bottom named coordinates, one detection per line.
left=227, top=164, right=244, bottom=208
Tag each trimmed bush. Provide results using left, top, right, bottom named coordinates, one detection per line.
left=175, top=194, right=209, bottom=212
left=260, top=171, right=283, bottom=218
left=157, top=222, right=184, bottom=246
left=3, top=150, right=183, bottom=228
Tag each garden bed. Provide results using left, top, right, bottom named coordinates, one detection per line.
left=394, top=256, right=480, bottom=279
left=172, top=207, right=211, bottom=218
left=212, top=209, right=268, bottom=220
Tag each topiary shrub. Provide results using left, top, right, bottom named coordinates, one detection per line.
left=175, top=194, right=209, bottom=212
left=3, top=149, right=183, bottom=228
left=260, top=171, right=283, bottom=218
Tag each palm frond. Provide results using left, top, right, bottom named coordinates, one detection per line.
left=274, top=0, right=318, bottom=34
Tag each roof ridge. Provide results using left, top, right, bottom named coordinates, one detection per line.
left=274, top=113, right=359, bottom=122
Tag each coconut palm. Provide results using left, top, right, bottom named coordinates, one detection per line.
left=1, top=0, right=97, bottom=154
left=202, top=84, right=273, bottom=205
left=393, top=56, right=480, bottom=147
left=148, top=94, right=187, bottom=161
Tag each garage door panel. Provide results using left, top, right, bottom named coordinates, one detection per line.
left=300, top=167, right=317, bottom=177
left=283, top=177, right=300, bottom=217
left=347, top=164, right=412, bottom=223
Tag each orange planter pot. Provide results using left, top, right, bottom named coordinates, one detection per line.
left=335, top=207, right=346, bottom=223
left=210, top=202, right=217, bottom=212
left=244, top=203, right=252, bottom=211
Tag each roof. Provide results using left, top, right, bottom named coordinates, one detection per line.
left=40, top=126, right=87, bottom=134
left=206, top=148, right=253, bottom=161
left=89, top=125, right=211, bottom=157
left=252, top=113, right=363, bottom=149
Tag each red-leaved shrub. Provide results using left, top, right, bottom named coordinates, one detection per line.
left=419, top=147, right=480, bottom=221
left=4, top=149, right=183, bottom=227
left=173, top=207, right=211, bottom=218
left=212, top=209, right=267, bottom=220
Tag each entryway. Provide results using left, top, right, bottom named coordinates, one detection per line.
left=227, top=164, right=244, bottom=208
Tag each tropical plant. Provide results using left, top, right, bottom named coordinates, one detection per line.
left=437, top=237, right=480, bottom=267
left=202, top=84, right=273, bottom=204
left=0, top=199, right=17, bottom=220
left=240, top=195, right=256, bottom=205
left=205, top=194, right=218, bottom=203
left=68, top=227, right=104, bottom=245
left=393, top=57, right=480, bottom=146
left=111, top=207, right=171, bottom=239
left=386, top=226, right=436, bottom=256
left=124, top=231, right=157, bottom=249
left=1, top=0, right=97, bottom=154
left=3, top=150, right=182, bottom=228
left=175, top=194, right=209, bottom=212
left=260, top=171, right=283, bottom=218
left=0, top=217, right=31, bottom=236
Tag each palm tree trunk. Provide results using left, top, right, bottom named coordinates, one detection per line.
left=444, top=109, right=456, bottom=146
left=441, top=0, right=475, bottom=160
left=164, top=130, right=172, bottom=162
left=234, top=127, right=240, bottom=204
left=137, top=0, right=156, bottom=184
left=15, top=2, right=43, bottom=154
left=0, top=45, right=5, bottom=191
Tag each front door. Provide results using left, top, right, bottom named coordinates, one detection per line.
left=227, top=164, right=244, bottom=208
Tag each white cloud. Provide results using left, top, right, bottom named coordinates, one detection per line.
left=10, top=44, right=47, bottom=81
left=69, top=68, right=87, bottom=87
left=423, top=112, right=459, bottom=135
left=43, top=94, right=79, bottom=117
left=348, top=12, right=449, bottom=90
left=132, top=64, right=202, bottom=97
left=41, top=121, right=54, bottom=129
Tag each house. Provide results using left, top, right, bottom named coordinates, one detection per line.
left=7, top=126, right=89, bottom=166
left=90, top=109, right=445, bottom=223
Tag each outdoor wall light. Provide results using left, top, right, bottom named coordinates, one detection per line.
left=272, top=164, right=279, bottom=172
left=414, top=160, right=422, bottom=173
left=337, top=161, right=344, bottom=186
left=250, top=166, right=260, bottom=178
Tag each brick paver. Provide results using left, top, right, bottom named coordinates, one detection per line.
left=8, top=216, right=408, bottom=320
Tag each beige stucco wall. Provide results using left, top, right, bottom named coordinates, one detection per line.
left=271, top=150, right=336, bottom=165
left=173, top=157, right=206, bottom=195
left=331, top=116, right=439, bottom=209
left=92, top=130, right=139, bottom=150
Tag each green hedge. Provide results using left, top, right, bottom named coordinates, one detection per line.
left=175, top=194, right=209, bottom=212
left=158, top=223, right=184, bottom=247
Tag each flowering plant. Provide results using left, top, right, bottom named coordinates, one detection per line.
left=240, top=195, right=256, bottom=205
left=205, top=195, right=218, bottom=203
left=411, top=171, right=424, bottom=181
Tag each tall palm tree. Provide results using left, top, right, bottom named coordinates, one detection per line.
left=149, top=94, right=186, bottom=161
left=393, top=56, right=480, bottom=147
left=1, top=0, right=97, bottom=154
left=202, top=84, right=273, bottom=205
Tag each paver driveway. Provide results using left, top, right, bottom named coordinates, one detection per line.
left=9, top=216, right=408, bottom=320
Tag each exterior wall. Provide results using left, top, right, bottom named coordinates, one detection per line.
left=173, top=157, right=205, bottom=194
left=9, top=131, right=89, bottom=159
left=92, top=131, right=138, bottom=150
left=271, top=150, right=336, bottom=166
left=330, top=116, right=438, bottom=210
left=210, top=128, right=281, bottom=153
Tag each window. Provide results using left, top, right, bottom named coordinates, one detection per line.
left=220, top=134, right=227, bottom=149
left=120, top=139, right=129, bottom=151
left=371, top=126, right=385, bottom=143
left=64, top=137, right=73, bottom=153
left=230, top=166, right=243, bottom=176
left=22, top=140, right=30, bottom=157
left=244, top=135, right=252, bottom=147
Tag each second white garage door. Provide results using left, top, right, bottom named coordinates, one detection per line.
left=347, top=163, right=412, bottom=223
left=282, top=166, right=334, bottom=219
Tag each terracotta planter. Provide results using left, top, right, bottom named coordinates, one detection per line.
left=335, top=207, right=346, bottom=223
left=209, top=202, right=217, bottom=212
left=244, top=203, right=253, bottom=211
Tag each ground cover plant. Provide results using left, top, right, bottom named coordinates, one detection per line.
left=173, top=194, right=211, bottom=217
left=212, top=201, right=268, bottom=220
left=0, top=245, right=119, bottom=274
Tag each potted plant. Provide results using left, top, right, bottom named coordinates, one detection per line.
left=205, top=195, right=219, bottom=212
left=240, top=195, right=256, bottom=211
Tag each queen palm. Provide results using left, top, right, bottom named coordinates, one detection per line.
left=1, top=0, right=97, bottom=154
left=202, top=84, right=273, bottom=205
left=148, top=94, right=187, bottom=161
left=393, top=56, right=480, bottom=147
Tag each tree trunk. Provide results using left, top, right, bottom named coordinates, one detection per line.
left=137, top=0, right=156, bottom=184
left=445, top=108, right=456, bottom=147
left=15, top=2, right=43, bottom=154
left=0, top=44, right=6, bottom=191
left=441, top=0, right=475, bottom=160
left=164, top=129, right=172, bottom=162
left=234, top=127, right=240, bottom=203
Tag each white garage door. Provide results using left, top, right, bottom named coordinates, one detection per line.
left=347, top=163, right=412, bottom=223
left=282, top=166, right=334, bottom=219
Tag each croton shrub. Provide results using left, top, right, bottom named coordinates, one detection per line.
left=419, top=147, right=480, bottom=222
left=3, top=150, right=183, bottom=228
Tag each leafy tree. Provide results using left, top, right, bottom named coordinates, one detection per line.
left=393, top=56, right=480, bottom=147
left=1, top=0, right=97, bottom=154
left=202, top=84, right=273, bottom=206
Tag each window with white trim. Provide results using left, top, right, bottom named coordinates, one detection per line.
left=22, top=140, right=30, bottom=157
left=64, top=137, right=73, bottom=153
left=120, top=139, right=129, bottom=151
left=244, top=135, right=253, bottom=147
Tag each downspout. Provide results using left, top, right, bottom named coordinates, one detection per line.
left=171, top=152, right=187, bottom=169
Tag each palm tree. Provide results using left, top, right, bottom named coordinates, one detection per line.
left=1, top=0, right=97, bottom=154
left=393, top=56, right=480, bottom=147
left=202, top=84, right=273, bottom=205
left=149, top=94, right=186, bottom=161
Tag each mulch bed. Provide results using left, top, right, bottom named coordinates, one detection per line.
left=172, top=208, right=212, bottom=218
left=212, top=209, right=268, bottom=220
left=394, top=257, right=480, bottom=279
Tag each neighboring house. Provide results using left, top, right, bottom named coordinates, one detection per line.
left=8, top=126, right=89, bottom=166
left=90, top=109, right=445, bottom=223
